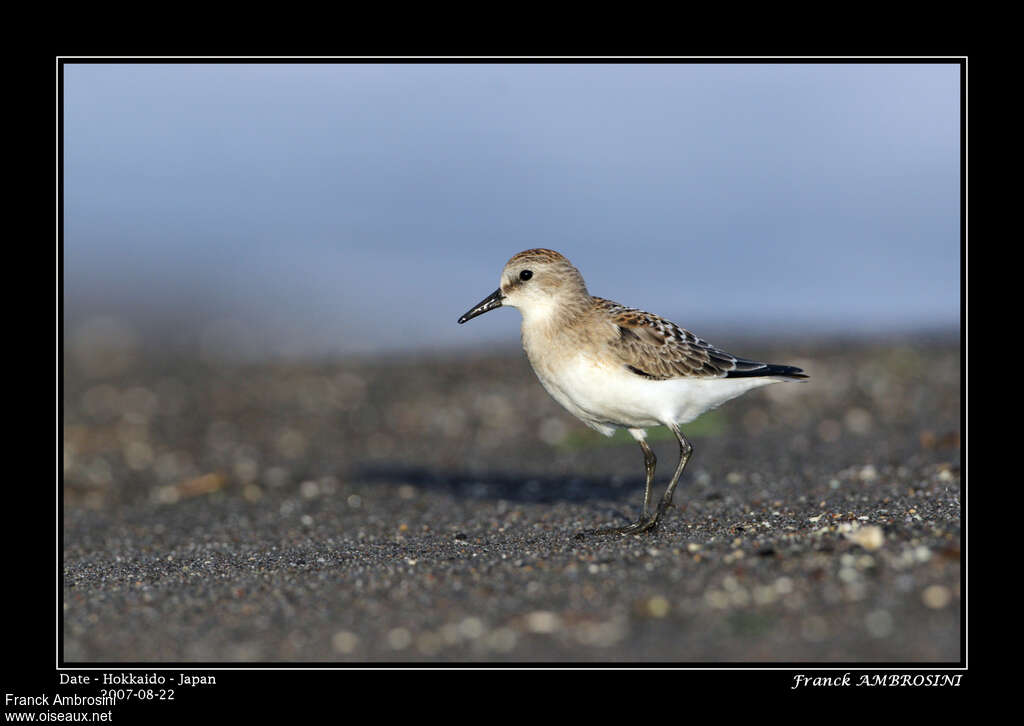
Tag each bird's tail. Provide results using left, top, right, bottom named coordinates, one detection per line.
left=726, top=363, right=809, bottom=380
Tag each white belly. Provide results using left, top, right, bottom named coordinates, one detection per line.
left=531, top=352, right=781, bottom=436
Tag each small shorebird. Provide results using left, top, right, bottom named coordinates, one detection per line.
left=458, top=249, right=808, bottom=536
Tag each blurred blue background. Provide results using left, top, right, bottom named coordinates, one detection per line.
left=63, top=62, right=960, bottom=360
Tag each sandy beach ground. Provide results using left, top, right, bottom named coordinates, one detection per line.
left=62, top=333, right=961, bottom=662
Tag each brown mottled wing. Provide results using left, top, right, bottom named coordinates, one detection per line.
left=595, top=297, right=806, bottom=380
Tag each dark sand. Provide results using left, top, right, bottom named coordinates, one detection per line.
left=62, top=334, right=961, bottom=662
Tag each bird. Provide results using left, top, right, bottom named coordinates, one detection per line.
left=457, top=249, right=808, bottom=536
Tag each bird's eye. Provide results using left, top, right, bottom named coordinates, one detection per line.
left=519, top=270, right=533, bottom=281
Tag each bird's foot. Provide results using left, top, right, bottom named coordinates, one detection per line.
left=574, top=516, right=659, bottom=539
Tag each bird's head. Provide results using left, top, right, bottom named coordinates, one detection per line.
left=457, top=249, right=589, bottom=326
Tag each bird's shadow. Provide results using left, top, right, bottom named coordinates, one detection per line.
left=352, top=463, right=644, bottom=505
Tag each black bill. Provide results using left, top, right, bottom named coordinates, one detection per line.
left=457, top=289, right=504, bottom=324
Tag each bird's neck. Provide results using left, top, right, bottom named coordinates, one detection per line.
left=519, top=294, right=593, bottom=356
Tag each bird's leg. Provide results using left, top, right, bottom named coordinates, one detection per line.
left=575, top=438, right=657, bottom=538
left=649, top=424, right=693, bottom=526
left=614, top=431, right=691, bottom=534
left=620, top=439, right=658, bottom=530
left=637, top=439, right=656, bottom=520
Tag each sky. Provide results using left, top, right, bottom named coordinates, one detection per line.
left=62, top=62, right=961, bottom=358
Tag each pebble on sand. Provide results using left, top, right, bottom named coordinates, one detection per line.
left=845, top=525, right=885, bottom=551
left=922, top=585, right=952, bottom=609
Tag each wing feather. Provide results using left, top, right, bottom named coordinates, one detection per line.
left=594, top=297, right=807, bottom=381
